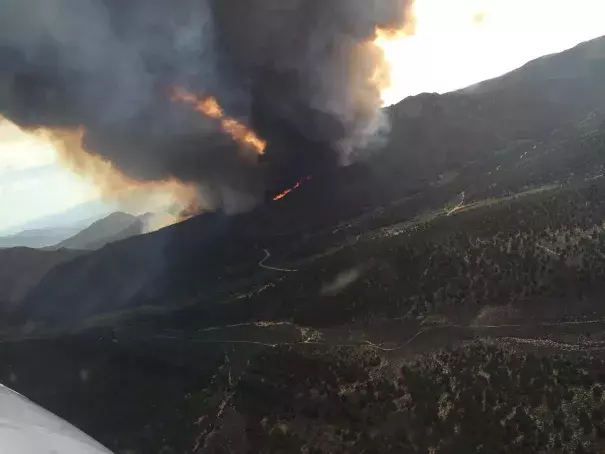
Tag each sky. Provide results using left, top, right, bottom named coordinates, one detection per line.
left=1, top=0, right=605, bottom=232
left=378, top=0, right=605, bottom=105
left=0, top=121, right=103, bottom=233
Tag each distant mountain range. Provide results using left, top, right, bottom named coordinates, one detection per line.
left=0, top=211, right=153, bottom=251
left=0, top=226, right=81, bottom=249
left=0, top=212, right=151, bottom=312
left=53, top=212, right=147, bottom=251
left=0, top=199, right=116, bottom=237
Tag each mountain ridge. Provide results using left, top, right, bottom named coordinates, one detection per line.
left=14, top=33, right=605, bottom=327
left=0, top=227, right=81, bottom=249
left=53, top=212, right=146, bottom=251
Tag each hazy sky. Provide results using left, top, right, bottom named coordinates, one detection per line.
left=1, top=0, right=605, bottom=232
left=0, top=121, right=102, bottom=232
left=379, top=0, right=605, bottom=105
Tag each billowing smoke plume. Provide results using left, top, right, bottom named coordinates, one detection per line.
left=0, top=0, right=411, bottom=210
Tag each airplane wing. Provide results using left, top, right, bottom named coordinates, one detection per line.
left=0, top=383, right=112, bottom=454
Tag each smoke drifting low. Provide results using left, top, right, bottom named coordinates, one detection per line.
left=0, top=0, right=411, bottom=211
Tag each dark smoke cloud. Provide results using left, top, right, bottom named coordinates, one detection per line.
left=0, top=0, right=410, bottom=209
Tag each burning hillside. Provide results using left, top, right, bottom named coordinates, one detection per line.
left=0, top=0, right=414, bottom=218
left=273, top=176, right=312, bottom=201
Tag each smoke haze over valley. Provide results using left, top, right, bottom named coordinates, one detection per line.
left=4, top=2, right=605, bottom=453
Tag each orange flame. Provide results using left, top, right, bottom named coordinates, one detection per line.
left=273, top=176, right=312, bottom=201
left=171, top=87, right=266, bottom=155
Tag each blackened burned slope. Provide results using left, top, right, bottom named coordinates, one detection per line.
left=378, top=35, right=605, bottom=181
left=18, top=168, right=393, bottom=325
left=0, top=247, right=84, bottom=309
left=16, top=35, right=605, bottom=326
left=20, top=211, right=234, bottom=324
